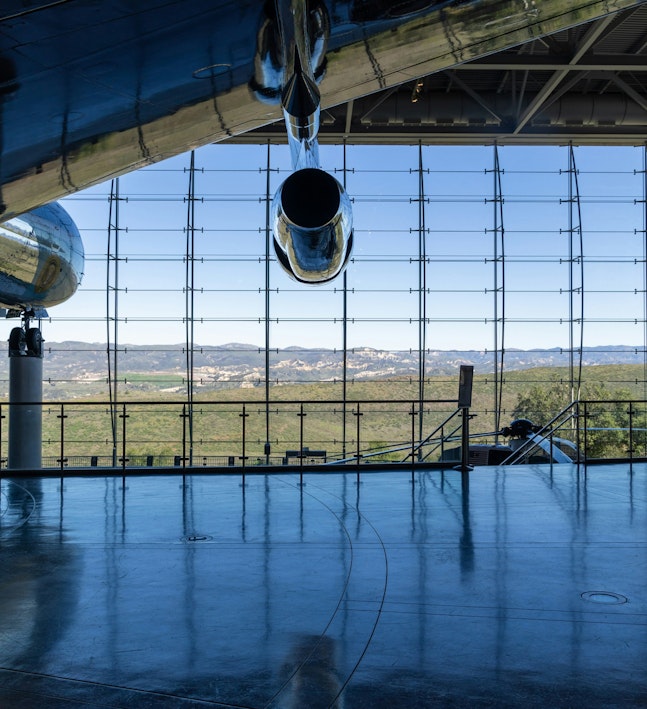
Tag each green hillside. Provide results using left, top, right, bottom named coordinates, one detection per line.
left=26, top=364, right=647, bottom=463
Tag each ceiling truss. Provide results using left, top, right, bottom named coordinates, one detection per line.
left=236, top=5, right=647, bottom=146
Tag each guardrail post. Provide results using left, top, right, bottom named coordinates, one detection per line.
left=354, top=404, right=362, bottom=485
left=628, top=401, right=634, bottom=473
left=456, top=365, right=473, bottom=473
left=181, top=403, right=188, bottom=470
left=582, top=401, right=587, bottom=469
left=298, top=403, right=306, bottom=486
left=57, top=403, right=68, bottom=473
left=409, top=403, right=417, bottom=484
left=456, top=406, right=472, bottom=473
left=119, top=403, right=129, bottom=472
left=549, top=426, right=554, bottom=470
left=574, top=401, right=580, bottom=468
left=239, top=405, right=249, bottom=486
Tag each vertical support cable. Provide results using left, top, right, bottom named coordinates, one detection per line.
left=106, top=178, right=123, bottom=466
left=184, top=151, right=197, bottom=466
left=564, top=144, right=584, bottom=403
left=642, top=145, right=647, bottom=411
left=490, top=144, right=506, bottom=436
left=342, top=141, right=349, bottom=459
left=264, top=141, right=272, bottom=463
left=636, top=144, right=647, bottom=457
left=417, top=142, right=428, bottom=450
left=568, top=146, right=574, bottom=400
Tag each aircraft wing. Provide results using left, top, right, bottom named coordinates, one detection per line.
left=0, top=0, right=643, bottom=220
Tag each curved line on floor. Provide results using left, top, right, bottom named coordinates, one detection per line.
left=276, top=475, right=390, bottom=708
left=263, top=476, right=356, bottom=708
left=0, top=478, right=36, bottom=537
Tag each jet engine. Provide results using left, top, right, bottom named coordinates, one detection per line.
left=253, top=0, right=353, bottom=284
left=0, top=201, right=84, bottom=313
left=272, top=167, right=352, bottom=284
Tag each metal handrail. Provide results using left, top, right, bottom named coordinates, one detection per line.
left=0, top=397, right=462, bottom=473
left=401, top=407, right=464, bottom=462
left=499, top=402, right=579, bottom=465
left=3, top=397, right=646, bottom=472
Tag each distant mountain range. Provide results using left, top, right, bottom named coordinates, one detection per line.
left=0, top=342, right=643, bottom=391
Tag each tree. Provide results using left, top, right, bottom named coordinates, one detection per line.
left=512, top=382, right=643, bottom=459
left=512, top=384, right=570, bottom=427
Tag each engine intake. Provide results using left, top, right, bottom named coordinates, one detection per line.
left=272, top=168, right=352, bottom=283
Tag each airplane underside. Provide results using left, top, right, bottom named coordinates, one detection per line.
left=1, top=1, right=644, bottom=221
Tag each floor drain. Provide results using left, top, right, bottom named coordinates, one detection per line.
left=181, top=534, right=213, bottom=543
left=581, top=590, right=627, bottom=605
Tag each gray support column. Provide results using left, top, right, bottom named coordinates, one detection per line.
left=8, top=335, right=43, bottom=469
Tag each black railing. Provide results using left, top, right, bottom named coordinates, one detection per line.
left=3, top=397, right=646, bottom=474
left=494, top=398, right=647, bottom=467
left=0, top=397, right=462, bottom=472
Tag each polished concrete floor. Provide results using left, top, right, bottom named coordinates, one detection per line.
left=0, top=464, right=645, bottom=707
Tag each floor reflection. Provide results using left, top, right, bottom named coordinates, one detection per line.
left=0, top=479, right=81, bottom=674
left=274, top=634, right=343, bottom=708
left=0, top=466, right=645, bottom=707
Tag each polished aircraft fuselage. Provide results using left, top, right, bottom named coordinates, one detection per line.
left=0, top=0, right=643, bottom=301
left=1, top=0, right=643, bottom=222
left=0, top=202, right=84, bottom=310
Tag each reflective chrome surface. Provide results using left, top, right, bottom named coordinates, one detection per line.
left=272, top=168, right=353, bottom=283
left=1, top=465, right=645, bottom=707
left=250, top=0, right=328, bottom=115
left=270, top=0, right=352, bottom=283
left=1, top=0, right=642, bottom=220
left=282, top=72, right=321, bottom=169
left=277, top=0, right=326, bottom=167
left=0, top=203, right=84, bottom=309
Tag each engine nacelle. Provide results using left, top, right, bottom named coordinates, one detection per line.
left=0, top=202, right=84, bottom=311
left=272, top=168, right=352, bottom=284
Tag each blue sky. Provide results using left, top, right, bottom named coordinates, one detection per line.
left=46, top=142, right=647, bottom=351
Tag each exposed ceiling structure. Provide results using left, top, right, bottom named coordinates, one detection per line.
left=239, top=4, right=647, bottom=146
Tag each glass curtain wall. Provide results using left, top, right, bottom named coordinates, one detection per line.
left=1, top=143, right=645, bottom=463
